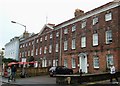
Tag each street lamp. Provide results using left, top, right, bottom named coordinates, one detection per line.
left=11, top=21, right=27, bottom=76
left=11, top=21, right=26, bottom=32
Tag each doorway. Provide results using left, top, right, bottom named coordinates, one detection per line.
left=78, top=53, right=88, bottom=73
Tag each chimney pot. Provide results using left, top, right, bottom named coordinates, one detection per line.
left=74, top=9, right=84, bottom=17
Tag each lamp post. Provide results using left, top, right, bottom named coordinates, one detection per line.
left=11, top=21, right=27, bottom=77
left=11, top=21, right=26, bottom=32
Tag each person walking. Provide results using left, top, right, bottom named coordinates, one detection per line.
left=7, top=66, right=12, bottom=82
left=109, top=64, right=119, bottom=84
left=11, top=65, right=17, bottom=81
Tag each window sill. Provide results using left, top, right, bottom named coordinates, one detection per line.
left=94, top=67, right=99, bottom=69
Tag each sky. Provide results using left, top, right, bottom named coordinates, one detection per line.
left=0, top=0, right=113, bottom=49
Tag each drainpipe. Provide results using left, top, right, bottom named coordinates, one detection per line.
left=59, top=28, right=62, bottom=66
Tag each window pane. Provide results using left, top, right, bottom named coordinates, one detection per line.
left=56, top=32, right=59, bottom=37
left=81, top=37, right=86, bottom=48
left=72, top=58, right=76, bottom=68
left=49, top=45, right=52, bottom=53
left=44, top=46, right=47, bottom=54
left=72, top=39, right=76, bottom=49
left=81, top=21, right=86, bottom=28
left=106, top=54, right=114, bottom=68
left=64, top=40, right=68, bottom=51
left=40, top=47, right=42, bottom=54
left=56, top=44, right=58, bottom=52
left=64, top=28, right=68, bottom=34
left=105, top=13, right=112, bottom=21
left=93, top=17, right=98, bottom=25
left=106, top=30, right=112, bottom=44
left=93, top=33, right=98, bottom=46
left=93, top=56, right=99, bottom=68
left=72, top=25, right=76, bottom=32
left=64, top=59, right=68, bottom=67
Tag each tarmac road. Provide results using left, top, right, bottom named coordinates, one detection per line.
left=1, top=75, right=120, bottom=86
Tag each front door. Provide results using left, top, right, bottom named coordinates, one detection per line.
left=79, top=53, right=88, bottom=73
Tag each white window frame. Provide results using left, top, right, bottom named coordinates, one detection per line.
left=26, top=43, right=28, bottom=47
left=45, top=36, right=47, bottom=40
left=19, top=52, right=22, bottom=58
left=22, top=52, right=24, bottom=57
left=93, top=56, right=99, bottom=68
left=106, top=54, right=114, bottom=68
left=72, top=58, right=76, bottom=68
left=81, top=36, right=86, bottom=48
left=32, top=41, right=34, bottom=45
left=28, top=50, right=30, bottom=56
left=93, top=33, right=98, bottom=46
left=50, top=34, right=52, bottom=39
left=56, top=32, right=59, bottom=37
left=20, top=45, right=22, bottom=48
left=29, top=42, right=31, bottom=46
left=105, top=12, right=112, bottom=21
left=23, top=44, right=25, bottom=47
left=44, top=46, right=47, bottom=54
left=39, top=47, right=42, bottom=54
left=72, top=25, right=76, bottom=32
left=36, top=39, right=39, bottom=43
left=81, top=21, right=86, bottom=28
left=106, top=30, right=112, bottom=44
left=31, top=50, right=33, bottom=56
left=64, top=59, right=68, bottom=67
left=25, top=51, right=27, bottom=57
left=64, top=28, right=68, bottom=34
left=93, top=17, right=98, bottom=25
left=40, top=38, right=42, bottom=42
left=49, top=45, right=52, bottom=53
left=56, top=43, right=58, bottom=52
left=72, top=39, right=76, bottom=49
left=64, top=40, right=68, bottom=51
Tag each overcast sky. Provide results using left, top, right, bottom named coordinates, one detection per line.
left=0, top=0, right=113, bottom=49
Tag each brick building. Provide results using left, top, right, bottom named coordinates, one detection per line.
left=19, top=1, right=120, bottom=73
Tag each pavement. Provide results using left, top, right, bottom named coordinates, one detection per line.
left=0, top=75, right=120, bottom=86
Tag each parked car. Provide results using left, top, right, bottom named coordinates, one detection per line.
left=49, top=66, right=73, bottom=77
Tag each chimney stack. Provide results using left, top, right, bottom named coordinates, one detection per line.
left=74, top=9, right=84, bottom=17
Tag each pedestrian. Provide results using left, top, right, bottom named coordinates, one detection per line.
left=109, top=64, right=119, bottom=84
left=7, top=66, right=12, bottom=82
left=11, top=65, right=17, bottom=81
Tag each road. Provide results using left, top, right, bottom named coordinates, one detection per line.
left=1, top=75, right=56, bottom=84
left=1, top=75, right=120, bottom=86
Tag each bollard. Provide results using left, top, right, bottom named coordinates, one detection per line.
left=67, top=77, right=71, bottom=84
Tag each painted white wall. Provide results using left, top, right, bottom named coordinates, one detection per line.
left=5, top=37, right=19, bottom=61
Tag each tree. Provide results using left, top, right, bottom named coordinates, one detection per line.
left=2, top=58, right=18, bottom=63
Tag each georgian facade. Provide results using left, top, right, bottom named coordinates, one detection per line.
left=19, top=1, right=120, bottom=73
left=5, top=37, right=20, bottom=61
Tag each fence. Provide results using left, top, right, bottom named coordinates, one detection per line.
left=16, top=67, right=49, bottom=78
